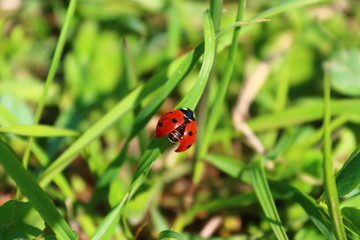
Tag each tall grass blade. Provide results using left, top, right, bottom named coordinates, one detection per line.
left=249, top=158, right=289, bottom=240
left=322, top=71, right=347, bottom=240
left=22, top=0, right=78, bottom=169
left=194, top=0, right=246, bottom=184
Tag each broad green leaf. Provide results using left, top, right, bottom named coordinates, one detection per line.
left=0, top=125, right=78, bottom=137
left=0, top=140, right=77, bottom=240
left=249, top=159, right=289, bottom=240
left=341, top=194, right=360, bottom=235
left=335, top=146, right=360, bottom=197
left=0, top=200, right=43, bottom=239
left=329, top=48, right=360, bottom=96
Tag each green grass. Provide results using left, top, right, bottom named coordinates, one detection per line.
left=1, top=0, right=360, bottom=239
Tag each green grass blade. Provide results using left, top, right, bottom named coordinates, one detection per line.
left=22, top=0, right=78, bottom=169
left=178, top=12, right=216, bottom=109
left=194, top=0, right=246, bottom=183
left=322, top=71, right=347, bottom=240
left=158, top=230, right=187, bottom=240
left=90, top=10, right=216, bottom=240
left=335, top=145, right=360, bottom=197
left=249, top=158, right=289, bottom=240
left=0, top=125, right=78, bottom=137
left=248, top=99, right=360, bottom=132
left=0, top=140, right=77, bottom=240
left=91, top=198, right=126, bottom=240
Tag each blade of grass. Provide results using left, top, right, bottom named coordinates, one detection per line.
left=194, top=0, right=246, bottom=184
left=22, top=0, right=78, bottom=169
left=249, top=158, right=289, bottom=240
left=248, top=99, right=360, bottom=132
left=91, top=10, right=216, bottom=240
left=0, top=140, right=77, bottom=240
left=193, top=0, right=223, bottom=188
left=0, top=125, right=78, bottom=137
left=322, top=71, right=347, bottom=240
left=206, top=151, right=336, bottom=239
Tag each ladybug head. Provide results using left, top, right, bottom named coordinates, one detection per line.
left=180, top=108, right=196, bottom=121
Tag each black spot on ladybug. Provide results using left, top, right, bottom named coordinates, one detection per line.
left=158, top=122, right=163, bottom=127
left=170, top=111, right=173, bottom=114
left=189, top=131, right=193, bottom=136
left=187, top=145, right=191, bottom=149
left=172, top=118, right=177, bottom=123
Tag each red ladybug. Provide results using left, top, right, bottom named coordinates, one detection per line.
left=156, top=108, right=197, bottom=152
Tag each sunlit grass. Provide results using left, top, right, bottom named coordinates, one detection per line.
left=0, top=0, right=359, bottom=239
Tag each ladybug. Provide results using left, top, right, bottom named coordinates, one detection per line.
left=156, top=108, right=197, bottom=152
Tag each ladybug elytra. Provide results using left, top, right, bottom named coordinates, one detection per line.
left=156, top=108, right=197, bottom=152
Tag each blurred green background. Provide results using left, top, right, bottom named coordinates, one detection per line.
left=0, top=0, right=360, bottom=239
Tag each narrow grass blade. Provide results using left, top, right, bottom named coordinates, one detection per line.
left=249, top=158, right=289, bottom=240
left=22, top=0, right=78, bottom=168
left=195, top=0, right=246, bottom=184
left=91, top=197, right=126, bottom=240
left=322, top=71, right=347, bottom=240
left=248, top=99, right=360, bottom=132
left=0, top=125, right=78, bottom=137
left=90, top=11, right=216, bottom=240
left=158, top=230, right=187, bottom=240
left=0, top=140, right=77, bottom=240
left=340, top=194, right=360, bottom=237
